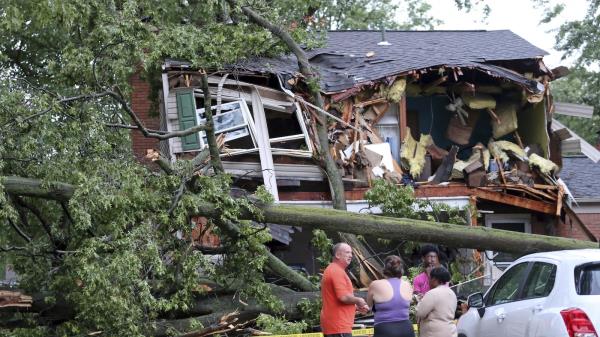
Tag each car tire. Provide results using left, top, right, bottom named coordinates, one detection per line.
left=458, top=334, right=467, bottom=337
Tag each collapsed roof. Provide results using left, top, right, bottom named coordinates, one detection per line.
left=223, top=30, right=550, bottom=93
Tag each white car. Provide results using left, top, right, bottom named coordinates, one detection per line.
left=458, top=249, right=600, bottom=337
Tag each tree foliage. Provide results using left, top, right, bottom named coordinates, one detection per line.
left=0, top=0, right=449, bottom=335
left=546, top=0, right=600, bottom=144
left=551, top=68, right=600, bottom=145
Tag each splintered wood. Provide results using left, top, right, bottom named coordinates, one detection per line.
left=0, top=291, right=33, bottom=308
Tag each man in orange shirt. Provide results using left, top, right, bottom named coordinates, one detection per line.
left=320, top=243, right=369, bottom=337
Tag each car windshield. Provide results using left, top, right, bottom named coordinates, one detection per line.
left=575, top=263, right=600, bottom=295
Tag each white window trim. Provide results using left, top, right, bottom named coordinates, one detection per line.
left=484, top=214, right=532, bottom=284
left=195, top=98, right=259, bottom=156
left=484, top=214, right=532, bottom=233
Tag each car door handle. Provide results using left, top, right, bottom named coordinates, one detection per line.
left=495, top=309, right=506, bottom=323
left=532, top=304, right=543, bottom=313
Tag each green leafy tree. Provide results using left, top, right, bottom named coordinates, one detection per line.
left=551, top=68, right=600, bottom=144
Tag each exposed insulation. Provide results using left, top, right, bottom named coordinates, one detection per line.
left=452, top=160, right=469, bottom=179
left=517, top=101, right=549, bottom=157
left=492, top=101, right=519, bottom=139
left=529, top=153, right=559, bottom=175
left=489, top=140, right=526, bottom=163
left=400, top=129, right=432, bottom=178
left=462, top=93, right=497, bottom=109
left=386, top=78, right=407, bottom=102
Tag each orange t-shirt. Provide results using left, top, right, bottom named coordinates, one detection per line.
left=320, top=263, right=355, bottom=334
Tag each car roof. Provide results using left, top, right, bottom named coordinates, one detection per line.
left=516, top=249, right=600, bottom=264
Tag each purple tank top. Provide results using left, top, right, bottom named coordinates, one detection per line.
left=373, top=278, right=410, bottom=325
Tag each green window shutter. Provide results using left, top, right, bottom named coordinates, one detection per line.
left=176, top=90, right=201, bottom=151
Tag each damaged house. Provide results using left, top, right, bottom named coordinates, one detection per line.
left=130, top=30, right=599, bottom=277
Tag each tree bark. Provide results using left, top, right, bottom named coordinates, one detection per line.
left=200, top=73, right=224, bottom=173
left=1, top=176, right=75, bottom=201
left=194, top=203, right=597, bottom=255
left=4, top=176, right=593, bottom=255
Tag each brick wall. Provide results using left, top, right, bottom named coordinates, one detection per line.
left=557, top=212, right=599, bottom=241
left=130, top=72, right=160, bottom=166
left=576, top=213, right=600, bottom=240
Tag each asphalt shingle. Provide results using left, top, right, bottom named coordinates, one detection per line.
left=561, top=156, right=600, bottom=198
left=235, top=30, right=548, bottom=93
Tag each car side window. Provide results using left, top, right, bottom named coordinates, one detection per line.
left=486, top=262, right=528, bottom=306
left=522, top=262, right=556, bottom=299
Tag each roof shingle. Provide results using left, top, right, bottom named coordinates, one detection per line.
left=236, top=30, right=548, bottom=92
left=561, top=156, right=600, bottom=199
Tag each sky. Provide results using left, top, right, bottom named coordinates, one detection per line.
left=415, top=0, right=589, bottom=68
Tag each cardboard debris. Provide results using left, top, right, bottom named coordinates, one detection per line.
left=446, top=115, right=472, bottom=145
left=365, top=143, right=396, bottom=173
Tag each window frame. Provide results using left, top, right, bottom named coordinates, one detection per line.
left=266, top=102, right=313, bottom=157
left=195, top=98, right=259, bottom=155
left=484, top=261, right=531, bottom=307
left=520, top=261, right=557, bottom=300
left=484, top=214, right=531, bottom=269
left=574, top=262, right=600, bottom=295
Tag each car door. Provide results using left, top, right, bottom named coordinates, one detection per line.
left=502, top=261, right=557, bottom=337
left=477, top=262, right=530, bottom=337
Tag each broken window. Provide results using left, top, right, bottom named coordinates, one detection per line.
left=196, top=100, right=259, bottom=154
left=263, top=103, right=313, bottom=157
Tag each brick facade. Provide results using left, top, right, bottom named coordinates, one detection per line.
left=574, top=213, right=600, bottom=241
left=130, top=72, right=161, bottom=166
left=556, top=212, right=599, bottom=242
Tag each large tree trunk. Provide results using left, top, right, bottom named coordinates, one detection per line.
left=4, top=176, right=594, bottom=255
left=1, top=286, right=326, bottom=336
left=194, top=203, right=597, bottom=254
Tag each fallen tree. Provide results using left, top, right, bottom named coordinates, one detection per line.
left=3, top=176, right=595, bottom=255
left=196, top=203, right=598, bottom=254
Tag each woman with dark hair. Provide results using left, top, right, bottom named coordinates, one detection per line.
left=415, top=267, right=457, bottom=337
left=366, top=255, right=415, bottom=337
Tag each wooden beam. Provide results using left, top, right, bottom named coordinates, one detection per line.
left=399, top=96, right=407, bottom=141
left=474, top=188, right=556, bottom=214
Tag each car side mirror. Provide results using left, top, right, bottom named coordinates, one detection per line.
left=467, top=292, right=486, bottom=318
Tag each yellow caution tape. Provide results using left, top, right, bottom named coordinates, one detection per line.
left=268, top=325, right=419, bottom=337
left=351, top=328, right=374, bottom=336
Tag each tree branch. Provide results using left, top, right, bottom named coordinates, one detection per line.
left=105, top=90, right=212, bottom=141
left=1, top=176, right=75, bottom=201
left=2, top=92, right=113, bottom=129
left=13, top=196, right=56, bottom=245
left=7, top=218, right=32, bottom=243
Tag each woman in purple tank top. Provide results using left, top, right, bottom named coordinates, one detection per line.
left=367, top=256, right=415, bottom=337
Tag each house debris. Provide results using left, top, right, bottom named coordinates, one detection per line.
left=149, top=30, right=600, bottom=265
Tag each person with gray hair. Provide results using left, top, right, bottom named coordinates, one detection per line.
left=320, top=243, right=369, bottom=337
